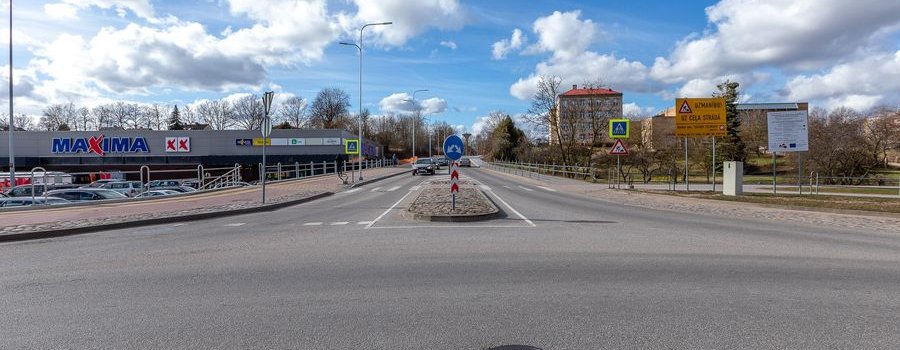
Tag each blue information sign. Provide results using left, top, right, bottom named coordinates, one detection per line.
left=443, top=134, right=465, bottom=161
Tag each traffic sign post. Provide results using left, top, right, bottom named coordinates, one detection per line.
left=444, top=135, right=465, bottom=211
left=261, top=91, right=274, bottom=203
left=608, top=119, right=630, bottom=139
left=609, top=139, right=628, bottom=189
left=676, top=97, right=726, bottom=192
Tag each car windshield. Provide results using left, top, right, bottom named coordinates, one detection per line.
left=416, top=159, right=431, bottom=164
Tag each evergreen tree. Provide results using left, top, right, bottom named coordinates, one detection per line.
left=715, top=80, right=746, bottom=162
left=491, top=115, right=526, bottom=161
left=168, top=105, right=184, bottom=130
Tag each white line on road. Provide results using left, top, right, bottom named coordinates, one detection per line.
left=303, top=222, right=322, bottom=226
left=485, top=190, right=536, bottom=227
left=224, top=223, right=246, bottom=227
left=409, top=186, right=421, bottom=191
left=518, top=186, right=534, bottom=191
left=503, top=185, right=512, bottom=189
left=366, top=186, right=418, bottom=229
left=386, top=186, right=401, bottom=192
left=357, top=221, right=373, bottom=225
left=330, top=222, right=349, bottom=225
left=369, top=187, right=382, bottom=192
left=344, top=188, right=362, bottom=193
left=537, top=186, right=557, bottom=192
left=479, top=185, right=491, bottom=191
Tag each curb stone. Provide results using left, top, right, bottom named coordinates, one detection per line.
left=0, top=192, right=332, bottom=243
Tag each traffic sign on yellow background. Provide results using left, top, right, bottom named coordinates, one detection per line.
left=675, top=97, right=727, bottom=137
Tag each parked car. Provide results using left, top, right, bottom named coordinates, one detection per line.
left=134, top=190, right=180, bottom=198
left=5, top=184, right=79, bottom=197
left=80, top=179, right=120, bottom=188
left=216, top=181, right=251, bottom=188
left=412, top=158, right=436, bottom=176
left=0, top=196, right=70, bottom=207
left=147, top=180, right=183, bottom=189
left=180, top=179, right=201, bottom=189
left=459, top=157, right=471, bottom=167
left=152, top=186, right=197, bottom=193
left=44, top=188, right=128, bottom=202
left=100, top=181, right=143, bottom=197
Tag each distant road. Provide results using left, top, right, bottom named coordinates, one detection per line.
left=2, top=167, right=899, bottom=349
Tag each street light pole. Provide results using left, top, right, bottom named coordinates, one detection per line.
left=7, top=0, right=14, bottom=188
left=411, top=89, right=428, bottom=159
left=341, top=22, right=391, bottom=182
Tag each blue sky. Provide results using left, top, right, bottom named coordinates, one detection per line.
left=4, top=0, right=900, bottom=134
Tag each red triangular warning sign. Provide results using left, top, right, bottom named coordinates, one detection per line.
left=609, top=139, right=629, bottom=155
left=678, top=100, right=693, bottom=114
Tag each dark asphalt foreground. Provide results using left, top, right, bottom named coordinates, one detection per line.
left=2, top=168, right=899, bottom=349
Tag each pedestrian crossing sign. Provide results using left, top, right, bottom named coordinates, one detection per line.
left=344, top=139, right=359, bottom=155
left=608, top=119, right=630, bottom=139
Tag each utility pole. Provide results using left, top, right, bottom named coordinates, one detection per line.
left=7, top=0, right=15, bottom=188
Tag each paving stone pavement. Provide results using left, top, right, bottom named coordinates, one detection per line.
left=407, top=180, right=495, bottom=216
left=482, top=166, right=900, bottom=234
left=0, top=167, right=407, bottom=237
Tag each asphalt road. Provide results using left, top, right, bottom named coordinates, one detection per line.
left=2, top=166, right=899, bottom=349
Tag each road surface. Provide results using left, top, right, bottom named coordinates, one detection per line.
left=2, top=167, right=899, bottom=349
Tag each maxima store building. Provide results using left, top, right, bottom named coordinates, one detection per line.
left=0, top=129, right=380, bottom=182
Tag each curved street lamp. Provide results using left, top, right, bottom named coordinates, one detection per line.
left=339, top=21, right=392, bottom=182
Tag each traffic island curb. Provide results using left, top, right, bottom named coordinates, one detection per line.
left=350, top=168, right=410, bottom=188
left=0, top=192, right=333, bottom=243
left=405, top=185, right=501, bottom=222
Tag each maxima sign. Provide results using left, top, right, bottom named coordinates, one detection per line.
left=51, top=135, right=150, bottom=155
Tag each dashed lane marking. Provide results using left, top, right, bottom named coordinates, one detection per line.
left=344, top=188, right=362, bottom=193
left=303, top=222, right=323, bottom=226
left=357, top=221, right=373, bottom=225
left=410, top=186, right=421, bottom=191
left=537, top=186, right=557, bottom=192
left=330, top=222, right=349, bottom=225
left=369, top=187, right=383, bottom=192
left=224, top=223, right=246, bottom=227
left=386, top=186, right=401, bottom=192
left=518, top=186, right=534, bottom=192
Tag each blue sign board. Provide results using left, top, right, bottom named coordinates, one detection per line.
left=52, top=136, right=149, bottom=156
left=443, top=134, right=464, bottom=161
left=235, top=138, right=253, bottom=146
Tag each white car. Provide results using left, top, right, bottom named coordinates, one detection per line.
left=100, top=181, right=143, bottom=197
left=135, top=190, right=180, bottom=198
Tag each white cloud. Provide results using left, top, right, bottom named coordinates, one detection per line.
left=379, top=92, right=417, bottom=114
left=651, top=0, right=900, bottom=83
left=420, top=97, right=447, bottom=115
left=510, top=51, right=650, bottom=100
left=525, top=11, right=598, bottom=59
left=343, top=0, right=466, bottom=46
left=44, top=0, right=157, bottom=22
left=440, top=41, right=457, bottom=50
left=622, top=103, right=655, bottom=117
left=44, top=3, right=79, bottom=20
left=785, top=51, right=900, bottom=110
left=491, top=28, right=525, bottom=60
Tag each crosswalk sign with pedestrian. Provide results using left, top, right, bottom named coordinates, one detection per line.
left=608, top=119, right=630, bottom=139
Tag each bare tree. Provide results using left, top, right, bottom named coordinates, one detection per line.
left=308, top=88, right=351, bottom=129
left=524, top=75, right=573, bottom=164
left=231, top=94, right=266, bottom=130
left=92, top=105, right=112, bottom=129
left=0, top=113, right=34, bottom=131
left=277, top=96, right=308, bottom=128
left=181, top=104, right=197, bottom=125
left=865, top=105, right=900, bottom=167
left=196, top=99, right=233, bottom=130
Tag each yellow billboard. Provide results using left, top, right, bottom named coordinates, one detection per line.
left=675, top=98, right=727, bottom=137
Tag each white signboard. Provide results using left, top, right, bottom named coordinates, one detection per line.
left=268, top=138, right=307, bottom=146
left=323, top=138, right=342, bottom=146
left=767, top=110, right=809, bottom=152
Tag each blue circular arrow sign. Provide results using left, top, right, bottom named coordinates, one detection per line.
left=443, top=134, right=465, bottom=161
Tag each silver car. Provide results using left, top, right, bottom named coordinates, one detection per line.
left=44, top=188, right=128, bottom=202
left=100, top=181, right=143, bottom=197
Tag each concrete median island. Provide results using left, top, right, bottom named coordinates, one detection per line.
left=405, top=180, right=499, bottom=222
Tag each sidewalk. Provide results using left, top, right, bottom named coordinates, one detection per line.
left=0, top=167, right=408, bottom=240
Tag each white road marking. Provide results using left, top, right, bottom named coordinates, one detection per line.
left=172, top=223, right=187, bottom=227
left=503, top=185, right=512, bottom=189
left=366, top=187, right=417, bottom=229
left=479, top=185, right=491, bottom=191
left=330, top=222, right=349, bottom=225
left=518, top=186, right=534, bottom=191
left=368, top=225, right=535, bottom=229
left=224, top=223, right=245, bottom=227
left=537, top=186, right=557, bottom=192
left=357, top=221, right=373, bottom=225
left=484, top=189, right=536, bottom=227
left=409, top=186, right=421, bottom=191
left=303, top=222, right=323, bottom=226
left=344, top=188, right=362, bottom=193
left=386, top=186, right=401, bottom=192
left=369, top=187, right=382, bottom=192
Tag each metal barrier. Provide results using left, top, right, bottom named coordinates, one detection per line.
left=29, top=167, right=49, bottom=206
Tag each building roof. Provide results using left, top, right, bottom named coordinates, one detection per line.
left=560, top=86, right=622, bottom=97
left=736, top=103, right=804, bottom=111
